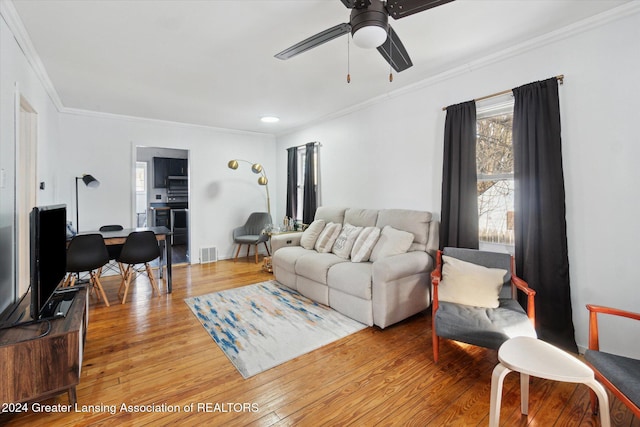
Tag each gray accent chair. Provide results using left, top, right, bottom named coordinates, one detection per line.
left=430, top=247, right=537, bottom=362
left=585, top=304, right=640, bottom=418
left=232, top=212, right=272, bottom=263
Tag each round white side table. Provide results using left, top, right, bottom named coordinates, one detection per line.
left=489, top=336, right=610, bottom=427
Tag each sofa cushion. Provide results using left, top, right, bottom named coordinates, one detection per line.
left=438, top=255, right=507, bottom=309
left=332, top=223, right=363, bottom=259
left=344, top=208, right=379, bottom=227
left=314, top=207, right=347, bottom=224
left=272, top=246, right=314, bottom=272
left=328, top=262, right=373, bottom=300
left=295, top=252, right=347, bottom=284
left=369, top=225, right=414, bottom=262
left=377, top=209, right=432, bottom=252
left=314, top=222, right=342, bottom=253
left=300, top=219, right=325, bottom=250
left=351, top=226, right=381, bottom=262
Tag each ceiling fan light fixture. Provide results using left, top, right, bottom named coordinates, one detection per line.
left=352, top=25, right=387, bottom=49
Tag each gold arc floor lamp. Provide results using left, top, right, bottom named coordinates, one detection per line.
left=227, top=159, right=271, bottom=215
left=75, top=174, right=100, bottom=232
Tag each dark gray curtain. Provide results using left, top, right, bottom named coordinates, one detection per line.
left=512, top=77, right=577, bottom=352
left=302, top=142, right=317, bottom=224
left=285, top=147, right=298, bottom=219
left=440, top=100, right=479, bottom=250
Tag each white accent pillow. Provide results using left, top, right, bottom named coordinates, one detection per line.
left=314, top=222, right=342, bottom=253
left=438, top=255, right=507, bottom=309
left=332, top=223, right=363, bottom=259
left=350, top=227, right=381, bottom=262
left=300, top=219, right=325, bottom=250
left=369, top=225, right=414, bottom=262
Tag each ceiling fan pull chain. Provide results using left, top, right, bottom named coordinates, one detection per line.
left=388, top=27, right=394, bottom=82
left=347, top=35, right=351, bottom=83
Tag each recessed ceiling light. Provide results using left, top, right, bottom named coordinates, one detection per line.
left=260, top=116, right=280, bottom=123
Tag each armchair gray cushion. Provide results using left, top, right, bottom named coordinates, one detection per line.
left=585, top=350, right=640, bottom=409
left=435, top=298, right=536, bottom=350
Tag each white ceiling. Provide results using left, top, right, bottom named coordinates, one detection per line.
left=9, top=0, right=631, bottom=135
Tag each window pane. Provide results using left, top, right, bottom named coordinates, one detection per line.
left=135, top=162, right=146, bottom=192
left=477, top=111, right=514, bottom=246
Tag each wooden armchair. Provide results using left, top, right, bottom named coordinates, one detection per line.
left=585, top=304, right=640, bottom=418
left=431, top=247, right=537, bottom=362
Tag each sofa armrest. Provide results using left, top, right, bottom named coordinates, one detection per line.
left=372, top=251, right=432, bottom=283
left=271, top=232, right=303, bottom=253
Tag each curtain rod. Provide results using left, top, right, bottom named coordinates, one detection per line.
left=287, top=141, right=322, bottom=150
left=441, top=74, right=564, bottom=111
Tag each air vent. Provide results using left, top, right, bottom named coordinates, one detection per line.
left=200, top=246, right=218, bottom=264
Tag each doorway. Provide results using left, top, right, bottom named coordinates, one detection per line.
left=134, top=147, right=190, bottom=265
left=17, top=95, right=38, bottom=291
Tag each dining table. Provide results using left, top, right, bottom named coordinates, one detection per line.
left=76, top=226, right=173, bottom=293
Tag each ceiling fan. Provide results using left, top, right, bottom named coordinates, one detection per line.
left=275, top=0, right=455, bottom=73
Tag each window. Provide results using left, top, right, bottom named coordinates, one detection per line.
left=135, top=161, right=148, bottom=226
left=476, top=100, right=514, bottom=250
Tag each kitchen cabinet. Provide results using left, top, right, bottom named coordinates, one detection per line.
left=168, top=158, right=187, bottom=176
left=153, top=157, right=187, bottom=188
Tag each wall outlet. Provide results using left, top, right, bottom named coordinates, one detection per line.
left=156, top=194, right=161, bottom=200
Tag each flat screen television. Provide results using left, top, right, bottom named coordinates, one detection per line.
left=30, top=204, right=67, bottom=320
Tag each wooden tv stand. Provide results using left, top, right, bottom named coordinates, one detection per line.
left=0, top=288, right=88, bottom=405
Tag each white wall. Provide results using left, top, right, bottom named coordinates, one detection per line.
left=58, top=113, right=276, bottom=261
left=275, top=8, right=640, bottom=356
left=0, top=8, right=62, bottom=301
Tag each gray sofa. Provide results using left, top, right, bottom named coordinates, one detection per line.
left=271, top=207, right=439, bottom=328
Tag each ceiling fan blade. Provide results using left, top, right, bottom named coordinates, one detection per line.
left=340, top=0, right=371, bottom=9
left=275, top=23, right=351, bottom=60
left=386, top=0, right=455, bottom=20
left=377, top=25, right=413, bottom=72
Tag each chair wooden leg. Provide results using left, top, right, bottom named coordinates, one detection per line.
left=120, top=265, right=133, bottom=304
left=90, top=271, right=110, bottom=307
left=254, top=244, right=259, bottom=263
left=145, top=263, right=160, bottom=297
left=263, top=241, right=271, bottom=256
left=234, top=244, right=242, bottom=262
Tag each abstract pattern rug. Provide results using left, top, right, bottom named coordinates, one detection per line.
left=185, top=280, right=367, bottom=378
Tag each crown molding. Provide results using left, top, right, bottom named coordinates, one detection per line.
left=61, top=107, right=275, bottom=138
left=0, top=0, right=64, bottom=110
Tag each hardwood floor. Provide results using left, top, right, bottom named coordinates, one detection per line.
left=1, top=259, right=638, bottom=426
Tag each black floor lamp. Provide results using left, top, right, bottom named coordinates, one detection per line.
left=75, top=174, right=100, bottom=232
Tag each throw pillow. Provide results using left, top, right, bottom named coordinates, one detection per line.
left=300, top=219, right=325, bottom=250
left=438, top=255, right=507, bottom=309
left=350, top=227, right=381, bottom=262
left=332, top=223, right=363, bottom=259
left=369, top=225, right=414, bottom=262
left=314, top=222, right=342, bottom=253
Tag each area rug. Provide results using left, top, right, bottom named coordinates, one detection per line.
left=185, top=280, right=367, bottom=378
